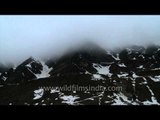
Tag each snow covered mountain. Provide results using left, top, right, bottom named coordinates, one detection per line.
left=0, top=43, right=160, bottom=105
left=0, top=57, right=52, bottom=85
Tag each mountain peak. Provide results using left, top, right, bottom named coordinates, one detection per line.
left=75, top=41, right=106, bottom=53
left=1, top=44, right=160, bottom=105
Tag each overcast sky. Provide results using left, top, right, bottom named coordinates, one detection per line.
left=1, top=15, right=160, bottom=65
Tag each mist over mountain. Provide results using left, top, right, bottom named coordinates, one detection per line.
left=1, top=15, right=160, bottom=66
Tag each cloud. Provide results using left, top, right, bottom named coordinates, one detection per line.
left=0, top=15, right=160, bottom=65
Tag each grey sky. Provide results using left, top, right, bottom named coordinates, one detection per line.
left=0, top=15, right=160, bottom=65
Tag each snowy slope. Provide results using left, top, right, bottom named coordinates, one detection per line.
left=34, top=61, right=53, bottom=79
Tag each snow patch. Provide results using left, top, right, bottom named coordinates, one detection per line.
left=152, top=55, right=155, bottom=60
left=149, top=76, right=160, bottom=82
left=126, top=48, right=132, bottom=54
left=9, top=103, right=12, bottom=105
left=113, top=80, right=116, bottom=83
left=112, top=54, right=120, bottom=61
left=2, top=76, right=7, bottom=81
left=143, top=99, right=160, bottom=105
left=112, top=93, right=139, bottom=105
left=84, top=91, right=90, bottom=94
left=60, top=95, right=79, bottom=105
left=118, top=63, right=126, bottom=67
left=26, top=64, right=32, bottom=68
left=88, top=98, right=94, bottom=101
left=145, top=86, right=159, bottom=105
left=142, top=78, right=160, bottom=105
left=132, top=73, right=139, bottom=78
left=34, top=103, right=39, bottom=105
left=73, top=91, right=76, bottom=93
left=34, top=61, right=53, bottom=79
left=150, top=97, right=160, bottom=105
left=93, top=63, right=112, bottom=77
left=50, top=103, right=53, bottom=105
left=137, top=65, right=143, bottom=69
left=22, top=72, right=25, bottom=77
left=85, top=71, right=91, bottom=75
left=13, top=66, right=16, bottom=70
left=24, top=102, right=30, bottom=105
left=50, top=88, right=60, bottom=93
left=33, top=88, right=44, bottom=100
left=92, top=74, right=104, bottom=80
left=117, top=73, right=128, bottom=78
left=151, top=68, right=160, bottom=70
left=112, top=93, right=129, bottom=105
left=133, top=57, right=136, bottom=60
left=139, top=55, right=145, bottom=59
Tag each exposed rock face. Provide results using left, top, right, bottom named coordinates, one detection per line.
left=0, top=43, right=160, bottom=105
